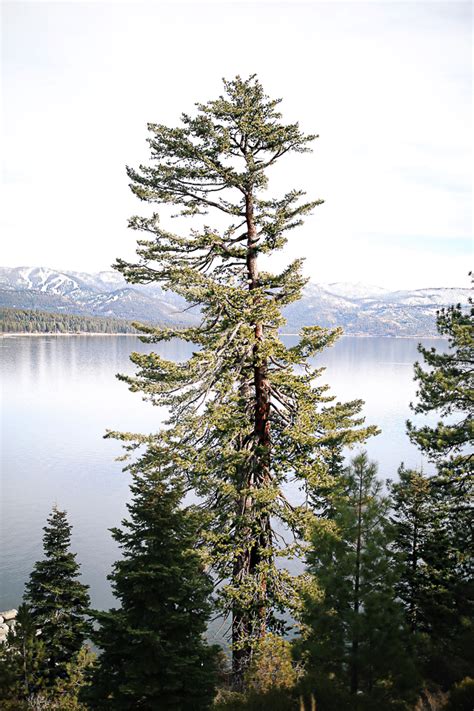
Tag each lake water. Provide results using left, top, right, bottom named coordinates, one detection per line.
left=0, top=335, right=445, bottom=616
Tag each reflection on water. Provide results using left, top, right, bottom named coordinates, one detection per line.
left=0, top=335, right=446, bottom=612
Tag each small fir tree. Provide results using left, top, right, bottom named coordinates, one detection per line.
left=86, top=453, right=219, bottom=710
left=0, top=603, right=46, bottom=707
left=24, top=647, right=94, bottom=711
left=300, top=453, right=418, bottom=710
left=45, top=646, right=95, bottom=710
left=24, top=506, right=91, bottom=685
left=244, top=633, right=298, bottom=695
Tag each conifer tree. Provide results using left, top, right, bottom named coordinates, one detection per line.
left=389, top=465, right=433, bottom=636
left=390, top=466, right=474, bottom=688
left=86, top=453, right=219, bottom=710
left=406, top=293, right=474, bottom=687
left=24, top=506, right=90, bottom=685
left=300, top=453, right=417, bottom=709
left=407, top=293, right=473, bottom=488
left=419, top=483, right=473, bottom=687
left=0, top=603, right=46, bottom=707
left=112, top=75, right=377, bottom=681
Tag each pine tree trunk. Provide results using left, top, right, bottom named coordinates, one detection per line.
left=232, top=191, right=272, bottom=685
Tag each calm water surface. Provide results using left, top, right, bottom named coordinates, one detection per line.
left=0, top=335, right=445, bottom=614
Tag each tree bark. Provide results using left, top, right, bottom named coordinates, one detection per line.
left=232, top=190, right=272, bottom=685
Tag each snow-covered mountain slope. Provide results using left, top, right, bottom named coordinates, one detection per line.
left=321, top=282, right=389, bottom=299
left=65, top=269, right=125, bottom=293
left=0, top=266, right=94, bottom=298
left=375, top=288, right=470, bottom=307
left=0, top=266, right=470, bottom=336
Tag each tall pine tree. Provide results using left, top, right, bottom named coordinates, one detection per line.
left=405, top=292, right=473, bottom=687
left=300, top=453, right=418, bottom=710
left=24, top=506, right=90, bottom=685
left=86, top=452, right=219, bottom=710
left=111, top=74, right=378, bottom=681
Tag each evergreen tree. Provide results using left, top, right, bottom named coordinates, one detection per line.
left=45, top=646, right=95, bottom=710
left=422, top=483, right=474, bottom=687
left=300, top=453, right=418, bottom=710
left=405, top=292, right=474, bottom=687
left=407, top=293, right=473, bottom=488
left=390, top=465, right=474, bottom=689
left=86, top=453, right=219, bottom=710
left=24, top=506, right=90, bottom=685
left=244, top=633, right=298, bottom=695
left=389, top=465, right=433, bottom=636
left=111, top=74, right=377, bottom=681
left=0, top=603, right=46, bottom=707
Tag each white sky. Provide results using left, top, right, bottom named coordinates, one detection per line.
left=1, top=0, right=472, bottom=289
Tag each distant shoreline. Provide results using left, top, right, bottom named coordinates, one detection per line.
left=0, top=332, right=139, bottom=338
left=0, top=332, right=446, bottom=340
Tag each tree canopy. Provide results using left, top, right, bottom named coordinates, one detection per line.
left=407, top=293, right=473, bottom=488
left=87, top=458, right=218, bottom=709
left=300, top=453, right=418, bottom=710
left=111, top=74, right=378, bottom=682
left=24, top=506, right=91, bottom=686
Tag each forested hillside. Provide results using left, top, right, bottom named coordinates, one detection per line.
left=1, top=266, right=470, bottom=337
left=0, top=308, right=138, bottom=334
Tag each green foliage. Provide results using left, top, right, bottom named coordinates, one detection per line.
left=0, top=307, right=138, bottom=334
left=447, top=677, right=474, bottom=711
left=407, top=295, right=473, bottom=488
left=214, top=686, right=296, bottom=711
left=112, top=74, right=378, bottom=679
left=389, top=465, right=434, bottom=635
left=244, top=633, right=299, bottom=694
left=214, top=634, right=300, bottom=709
left=390, top=465, right=474, bottom=689
left=47, top=646, right=95, bottom=709
left=420, top=485, right=473, bottom=687
left=300, top=453, right=418, bottom=708
left=24, top=647, right=94, bottom=710
left=24, top=506, right=91, bottom=685
left=404, top=294, right=473, bottom=689
left=0, top=604, right=46, bottom=705
left=85, top=458, right=219, bottom=709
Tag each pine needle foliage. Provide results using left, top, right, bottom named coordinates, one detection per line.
left=300, top=453, right=418, bottom=709
left=405, top=290, right=473, bottom=686
left=86, top=457, right=219, bottom=710
left=0, top=604, right=46, bottom=705
left=112, top=75, right=378, bottom=679
left=407, top=290, right=473, bottom=488
left=389, top=465, right=433, bottom=636
left=390, top=466, right=474, bottom=688
left=24, top=506, right=91, bottom=686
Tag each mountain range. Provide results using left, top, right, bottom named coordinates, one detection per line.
left=0, top=266, right=470, bottom=337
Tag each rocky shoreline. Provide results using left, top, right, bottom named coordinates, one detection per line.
left=0, top=609, right=17, bottom=643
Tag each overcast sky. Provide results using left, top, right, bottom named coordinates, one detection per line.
left=2, top=0, right=472, bottom=289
